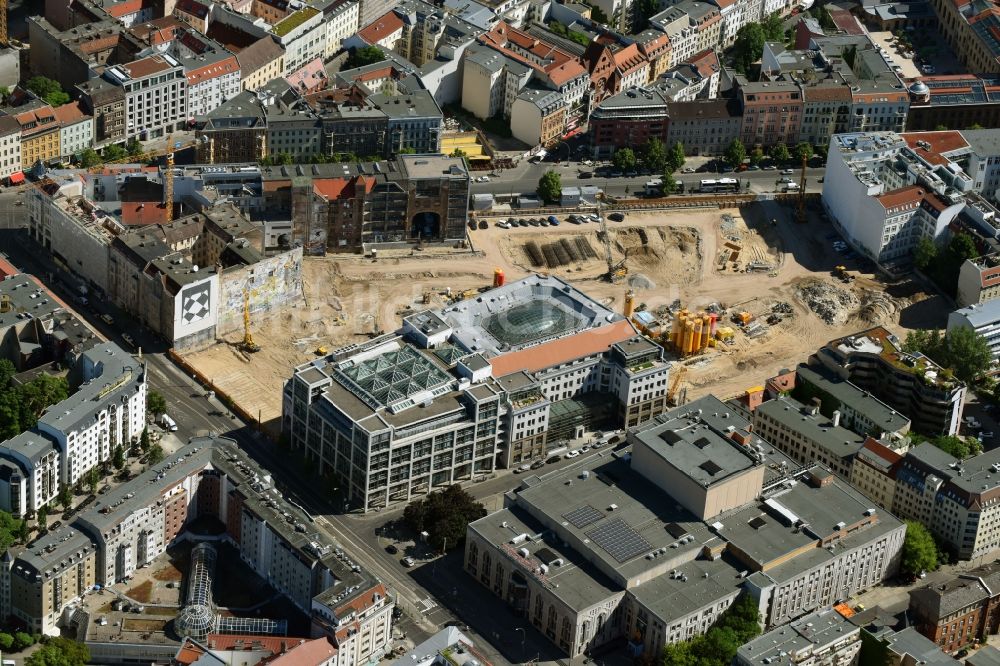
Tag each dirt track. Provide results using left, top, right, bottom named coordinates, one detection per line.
left=180, top=203, right=948, bottom=425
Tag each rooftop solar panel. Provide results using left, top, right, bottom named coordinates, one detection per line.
left=587, top=518, right=651, bottom=563
left=563, top=505, right=605, bottom=529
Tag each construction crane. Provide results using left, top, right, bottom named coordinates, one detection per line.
left=796, top=153, right=808, bottom=223
left=165, top=135, right=175, bottom=222
left=597, top=199, right=626, bottom=282
left=667, top=365, right=688, bottom=406
left=240, top=290, right=260, bottom=353
left=0, top=0, right=7, bottom=47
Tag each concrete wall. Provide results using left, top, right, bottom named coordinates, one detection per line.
left=216, top=247, right=304, bottom=336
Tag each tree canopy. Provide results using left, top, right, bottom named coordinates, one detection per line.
left=26, top=76, right=69, bottom=107
left=661, top=593, right=761, bottom=666
left=25, top=637, right=90, bottom=666
left=346, top=46, right=386, bottom=69
left=667, top=142, right=686, bottom=173
left=770, top=142, right=791, bottom=163
left=147, top=390, right=167, bottom=417
left=537, top=170, right=562, bottom=204
left=402, top=485, right=486, bottom=551
left=903, top=327, right=992, bottom=384
left=732, top=24, right=766, bottom=74
left=749, top=147, right=765, bottom=166
left=642, top=138, right=667, bottom=173
left=794, top=142, right=814, bottom=163
left=148, top=443, right=165, bottom=465
left=724, top=139, right=747, bottom=168
left=613, top=148, right=637, bottom=171
left=78, top=148, right=101, bottom=168
left=762, top=13, right=785, bottom=40
left=900, top=520, right=940, bottom=578
left=914, top=232, right=980, bottom=297
left=0, top=360, right=69, bottom=441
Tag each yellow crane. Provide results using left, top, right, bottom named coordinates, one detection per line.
left=240, top=290, right=260, bottom=353
left=667, top=365, right=688, bottom=406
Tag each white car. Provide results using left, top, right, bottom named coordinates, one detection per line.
left=589, top=214, right=603, bottom=222
left=981, top=431, right=995, bottom=439
left=479, top=175, right=491, bottom=183
left=514, top=463, right=531, bottom=473
left=122, top=333, right=135, bottom=347
left=565, top=449, right=581, bottom=459
left=496, top=221, right=510, bottom=229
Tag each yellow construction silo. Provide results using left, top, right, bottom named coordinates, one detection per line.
left=673, top=311, right=687, bottom=349
left=624, top=290, right=635, bottom=318
left=692, top=319, right=703, bottom=355
left=683, top=320, right=696, bottom=355
left=701, top=314, right=712, bottom=349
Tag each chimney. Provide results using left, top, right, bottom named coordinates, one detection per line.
left=809, top=397, right=821, bottom=416
left=832, top=410, right=841, bottom=428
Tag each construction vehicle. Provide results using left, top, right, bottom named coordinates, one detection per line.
left=240, top=290, right=260, bottom=353
left=316, top=346, right=328, bottom=355
left=832, top=265, right=855, bottom=283
left=732, top=311, right=753, bottom=326
left=667, top=365, right=688, bottom=406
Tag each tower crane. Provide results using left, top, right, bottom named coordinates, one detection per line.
left=796, top=153, right=808, bottom=223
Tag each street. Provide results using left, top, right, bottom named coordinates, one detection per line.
left=471, top=155, right=826, bottom=199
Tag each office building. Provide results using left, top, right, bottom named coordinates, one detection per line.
left=813, top=327, right=966, bottom=436
left=909, top=561, right=1000, bottom=652
left=104, top=54, right=189, bottom=140
left=928, top=0, right=1000, bottom=74
left=283, top=275, right=670, bottom=511
left=53, top=102, right=94, bottom=161
left=466, top=395, right=904, bottom=658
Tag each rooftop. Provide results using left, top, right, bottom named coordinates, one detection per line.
left=755, top=396, right=868, bottom=465
left=737, top=606, right=860, bottom=666
left=794, top=364, right=911, bottom=435
left=0, top=274, right=64, bottom=330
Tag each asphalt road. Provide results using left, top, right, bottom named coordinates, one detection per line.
left=472, top=158, right=827, bottom=198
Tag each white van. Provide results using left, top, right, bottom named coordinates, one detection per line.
left=159, top=414, right=177, bottom=432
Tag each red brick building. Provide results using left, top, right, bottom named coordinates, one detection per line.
left=909, top=562, right=1000, bottom=652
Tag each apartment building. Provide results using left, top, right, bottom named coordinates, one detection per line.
left=53, top=102, right=94, bottom=160
left=650, top=8, right=699, bottom=65
left=736, top=607, right=862, bottom=666
left=0, top=116, right=22, bottom=180
left=738, top=78, right=803, bottom=148
left=76, top=78, right=127, bottom=148
left=194, top=92, right=268, bottom=163
left=461, top=46, right=532, bottom=121
left=635, top=30, right=672, bottom=80
left=910, top=562, right=1000, bottom=652
left=589, top=84, right=672, bottom=157
left=9, top=103, right=61, bottom=168
left=26, top=17, right=143, bottom=94
left=272, top=7, right=328, bottom=75
left=2, top=436, right=394, bottom=661
left=959, top=254, right=1000, bottom=307
left=236, top=37, right=287, bottom=92
left=284, top=275, right=670, bottom=509
left=665, top=98, right=742, bottom=156
left=822, top=132, right=978, bottom=266
left=510, top=88, right=565, bottom=147
left=37, top=343, right=147, bottom=487
left=813, top=327, right=966, bottom=436
left=466, top=395, right=904, bottom=659
left=850, top=437, right=902, bottom=511
left=105, top=54, right=189, bottom=140
left=948, top=299, right=1000, bottom=363
left=753, top=396, right=868, bottom=480
left=167, top=31, right=242, bottom=118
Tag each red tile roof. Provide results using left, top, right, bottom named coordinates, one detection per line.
left=121, top=201, right=171, bottom=225
left=358, top=11, right=404, bottom=45
left=122, top=55, right=174, bottom=79
left=613, top=43, right=647, bottom=74
left=286, top=58, right=328, bottom=93
left=876, top=185, right=924, bottom=210
left=53, top=101, right=90, bottom=126
left=901, top=130, right=969, bottom=165
left=264, top=637, right=337, bottom=665
left=187, top=55, right=240, bottom=85
left=489, top=320, right=636, bottom=377
left=684, top=48, right=719, bottom=78
left=313, top=177, right=356, bottom=199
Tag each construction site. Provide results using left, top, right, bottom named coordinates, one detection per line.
left=179, top=200, right=947, bottom=431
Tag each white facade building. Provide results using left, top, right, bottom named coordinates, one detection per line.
left=105, top=54, right=189, bottom=140
left=0, top=117, right=22, bottom=179
left=948, top=299, right=1000, bottom=362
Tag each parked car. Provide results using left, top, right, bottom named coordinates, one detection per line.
left=781, top=168, right=795, bottom=175
left=496, top=221, right=510, bottom=229
left=609, top=212, right=625, bottom=222
left=385, top=544, right=399, bottom=554
left=763, top=164, right=777, bottom=170
left=548, top=215, right=559, bottom=224
left=478, top=220, right=488, bottom=229
left=101, top=313, right=114, bottom=325
left=402, top=556, right=415, bottom=567
left=122, top=333, right=135, bottom=347
left=681, top=167, right=695, bottom=173
left=565, top=449, right=581, bottom=458
left=515, top=463, right=531, bottom=473
left=531, top=460, right=546, bottom=470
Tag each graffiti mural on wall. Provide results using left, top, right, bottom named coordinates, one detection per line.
left=217, top=247, right=305, bottom=335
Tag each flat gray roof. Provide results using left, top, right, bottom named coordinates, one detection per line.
left=738, top=606, right=860, bottom=666
left=0, top=274, right=63, bottom=330
left=755, top=396, right=868, bottom=464
left=795, top=364, right=910, bottom=434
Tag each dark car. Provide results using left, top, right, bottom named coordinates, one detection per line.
left=385, top=544, right=399, bottom=554
left=468, top=221, right=476, bottom=230
left=518, top=219, right=529, bottom=226
left=529, top=218, right=541, bottom=226
left=579, top=171, right=593, bottom=179
left=546, top=455, right=562, bottom=464
left=608, top=212, right=625, bottom=222
left=531, top=460, right=546, bottom=470
left=478, top=220, right=488, bottom=230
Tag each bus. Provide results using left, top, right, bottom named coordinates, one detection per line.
left=698, top=178, right=740, bottom=193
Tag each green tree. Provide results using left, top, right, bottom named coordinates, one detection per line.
left=25, top=637, right=89, bottom=666
left=537, top=170, right=562, bottom=205
left=103, top=144, right=127, bottom=161
left=667, top=141, right=686, bottom=173
left=112, top=444, right=126, bottom=471
left=58, top=485, right=72, bottom=512
left=905, top=325, right=992, bottom=384
left=36, top=506, right=47, bottom=532
left=949, top=231, right=978, bottom=263
left=19, top=375, right=69, bottom=423
left=399, top=147, right=417, bottom=154
left=587, top=3, right=609, bottom=23
left=402, top=485, right=487, bottom=551
left=968, top=123, right=985, bottom=130
left=126, top=138, right=143, bottom=156
left=78, top=148, right=101, bottom=168
left=733, top=23, right=766, bottom=73
left=794, top=142, right=814, bottom=164
left=613, top=148, right=637, bottom=171
left=914, top=236, right=937, bottom=271
left=659, top=594, right=761, bottom=665
left=724, top=138, right=747, bottom=168
left=15, top=518, right=29, bottom=545
left=147, top=390, right=167, bottom=417
left=901, top=520, right=940, bottom=577
left=12, top=631, right=32, bottom=651
left=346, top=45, right=386, bottom=69
left=660, top=176, right=677, bottom=196
left=934, top=124, right=949, bottom=131
left=86, top=467, right=99, bottom=495
left=770, top=142, right=791, bottom=163
left=762, top=13, right=785, bottom=40
left=0, top=632, right=13, bottom=651
left=641, top=138, right=667, bottom=173
left=749, top=147, right=765, bottom=166
left=139, top=427, right=150, bottom=453
left=818, top=5, right=836, bottom=30
left=26, top=76, right=69, bottom=107
left=148, top=444, right=165, bottom=465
